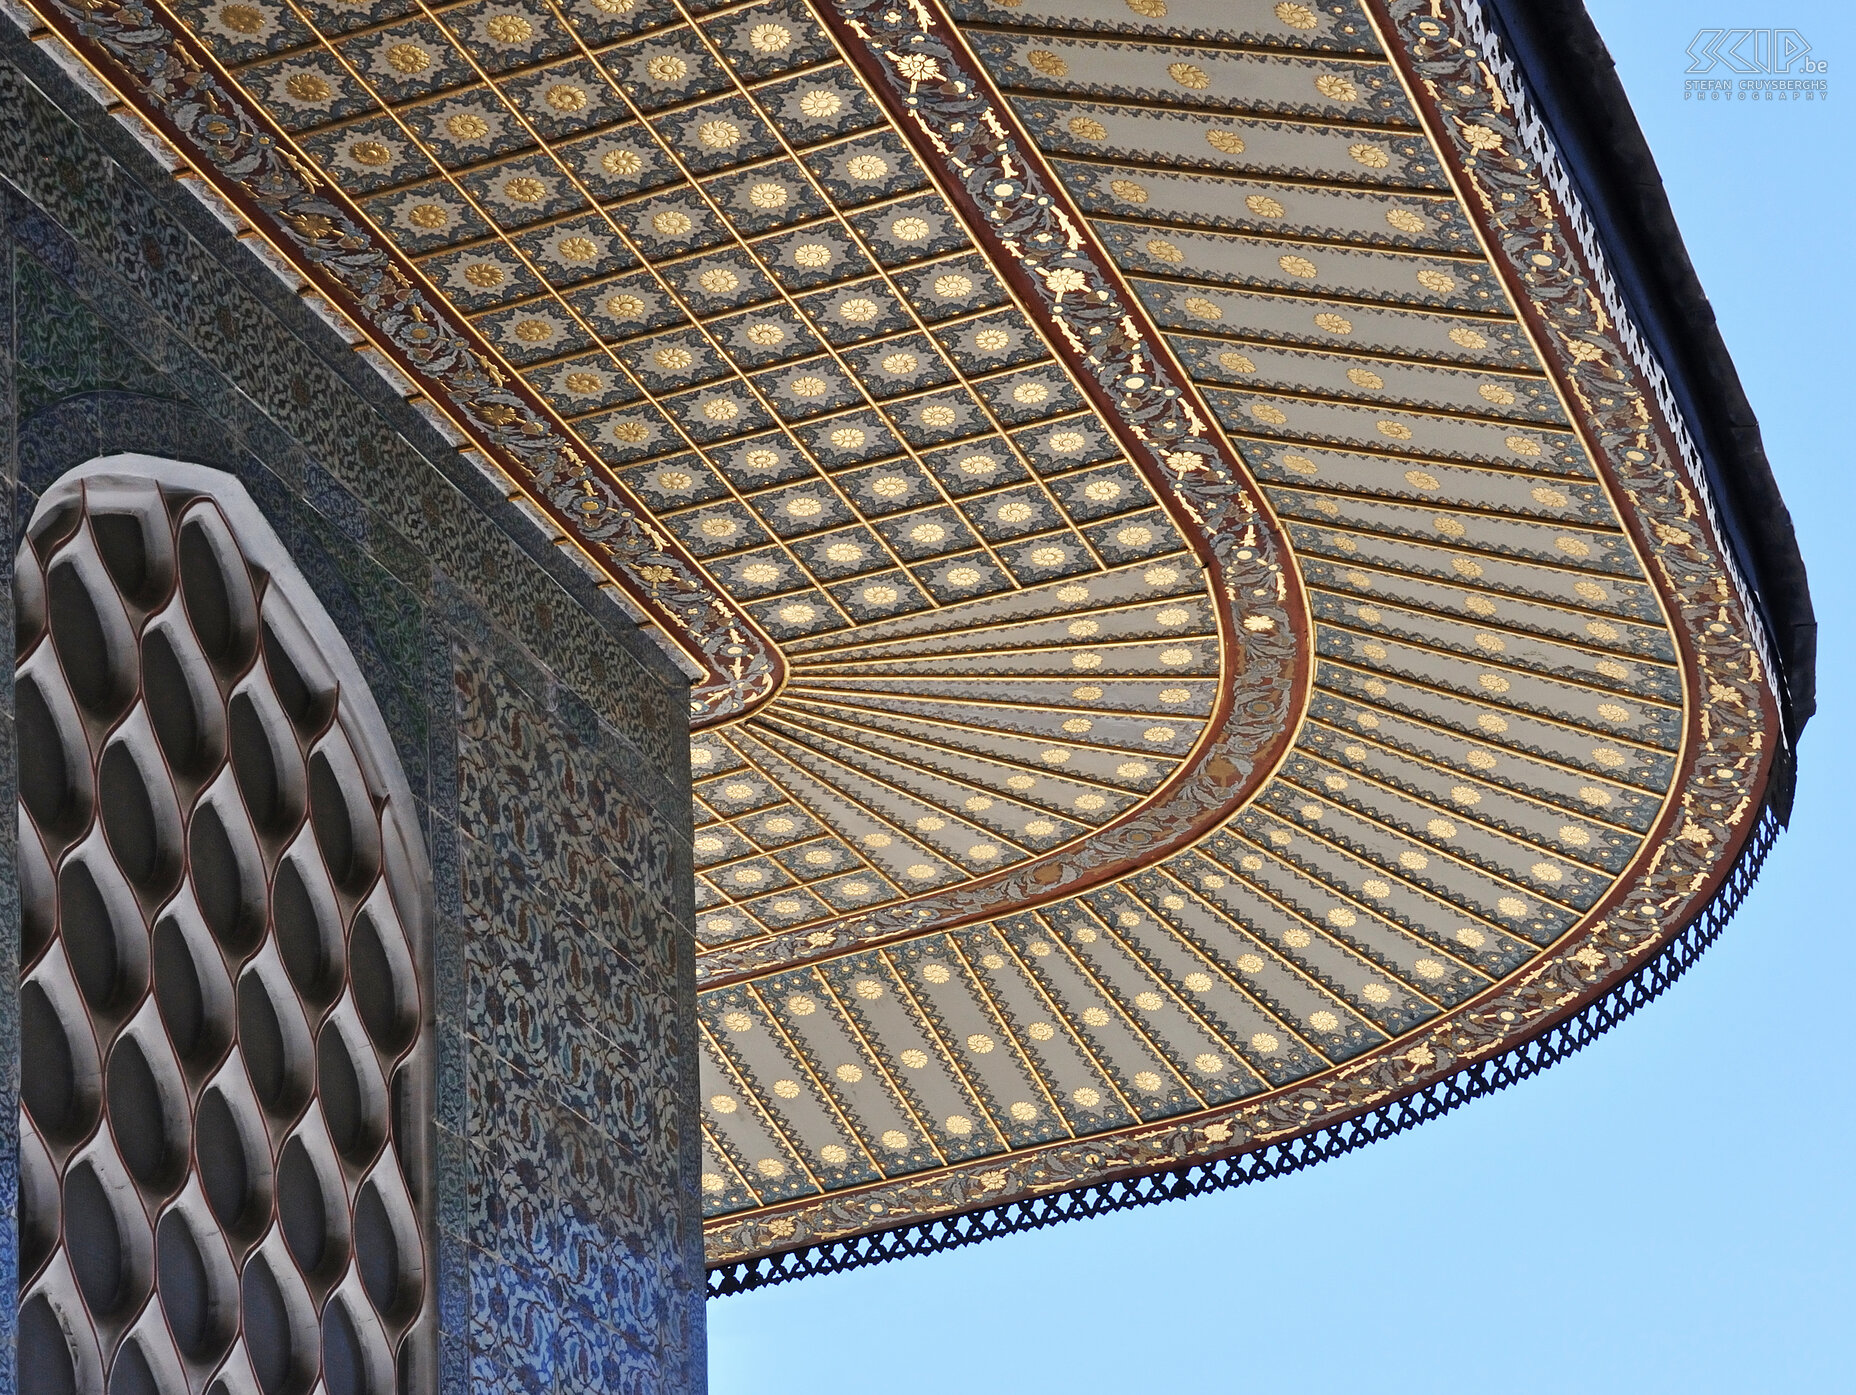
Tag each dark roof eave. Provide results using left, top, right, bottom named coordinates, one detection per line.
left=1479, top=0, right=1815, bottom=798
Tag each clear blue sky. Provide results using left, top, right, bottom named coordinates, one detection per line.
left=708, top=4, right=1854, bottom=1388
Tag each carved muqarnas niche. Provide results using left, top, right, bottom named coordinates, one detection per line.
left=16, top=461, right=433, bottom=1395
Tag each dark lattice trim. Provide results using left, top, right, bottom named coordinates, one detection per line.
left=708, top=801, right=1780, bottom=1296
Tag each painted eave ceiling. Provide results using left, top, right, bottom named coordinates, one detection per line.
left=25, top=0, right=1792, bottom=1266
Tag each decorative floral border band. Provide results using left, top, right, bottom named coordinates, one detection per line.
left=694, top=0, right=1313, bottom=984
left=700, top=0, right=1783, bottom=1263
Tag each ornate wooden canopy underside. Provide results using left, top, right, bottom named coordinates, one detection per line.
left=23, top=0, right=1783, bottom=1268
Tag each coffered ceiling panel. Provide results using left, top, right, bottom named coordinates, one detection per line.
left=27, top=0, right=1794, bottom=1279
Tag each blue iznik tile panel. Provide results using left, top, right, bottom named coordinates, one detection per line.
left=0, top=28, right=703, bottom=1395
left=456, top=644, right=701, bottom=1395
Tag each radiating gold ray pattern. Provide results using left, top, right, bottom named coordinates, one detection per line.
left=21, top=0, right=1784, bottom=1268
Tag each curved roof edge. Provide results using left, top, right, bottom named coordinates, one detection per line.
left=708, top=795, right=1783, bottom=1294
left=1480, top=0, right=1815, bottom=810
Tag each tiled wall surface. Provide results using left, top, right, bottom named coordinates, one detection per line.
left=0, top=28, right=704, bottom=1395
left=457, top=653, right=699, bottom=1393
